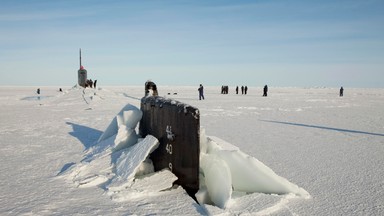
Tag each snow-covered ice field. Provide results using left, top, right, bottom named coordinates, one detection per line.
left=0, top=86, right=383, bottom=215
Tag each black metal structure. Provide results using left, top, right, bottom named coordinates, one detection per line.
left=139, top=96, right=200, bottom=197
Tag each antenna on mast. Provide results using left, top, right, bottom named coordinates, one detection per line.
left=79, top=48, right=82, bottom=69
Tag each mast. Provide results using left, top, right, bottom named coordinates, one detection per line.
left=77, top=48, right=87, bottom=87
left=79, top=48, right=82, bottom=68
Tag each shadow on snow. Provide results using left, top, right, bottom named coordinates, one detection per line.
left=261, top=120, right=384, bottom=137
left=66, top=122, right=103, bottom=150
left=20, top=96, right=54, bottom=101
left=57, top=122, right=103, bottom=176
left=56, top=162, right=76, bottom=176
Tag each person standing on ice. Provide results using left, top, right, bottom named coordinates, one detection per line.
left=241, top=86, right=244, bottom=94
left=245, top=86, right=248, bottom=95
left=198, top=84, right=205, bottom=100
left=263, top=85, right=268, bottom=97
left=236, top=86, right=239, bottom=94
left=36, top=88, right=41, bottom=100
left=89, top=79, right=94, bottom=88
left=340, top=86, right=344, bottom=97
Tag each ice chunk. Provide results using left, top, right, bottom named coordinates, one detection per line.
left=85, top=125, right=139, bottom=157
left=199, top=127, right=208, bottom=154
left=98, top=104, right=142, bottom=142
left=68, top=150, right=114, bottom=188
left=198, top=134, right=310, bottom=209
left=200, top=153, right=232, bottom=209
left=216, top=150, right=309, bottom=197
left=107, top=135, right=160, bottom=191
left=131, top=169, right=177, bottom=192
left=114, top=125, right=139, bottom=151
left=109, top=169, right=178, bottom=202
left=196, top=186, right=213, bottom=206
left=134, top=158, right=155, bottom=177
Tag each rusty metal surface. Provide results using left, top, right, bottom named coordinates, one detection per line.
left=139, top=96, right=200, bottom=194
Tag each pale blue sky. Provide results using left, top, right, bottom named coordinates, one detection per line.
left=0, top=0, right=383, bottom=87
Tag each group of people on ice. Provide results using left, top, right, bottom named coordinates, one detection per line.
left=198, top=84, right=345, bottom=100
left=235, top=86, right=249, bottom=95
left=199, top=84, right=265, bottom=100
left=85, top=79, right=97, bottom=88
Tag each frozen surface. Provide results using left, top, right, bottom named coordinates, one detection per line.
left=1, top=86, right=384, bottom=215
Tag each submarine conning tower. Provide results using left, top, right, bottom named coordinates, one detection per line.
left=139, top=81, right=200, bottom=199
left=77, top=49, right=87, bottom=87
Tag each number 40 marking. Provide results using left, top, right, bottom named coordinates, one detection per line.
left=166, top=143, right=172, bottom=155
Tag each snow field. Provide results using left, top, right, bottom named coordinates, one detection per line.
left=0, top=86, right=383, bottom=215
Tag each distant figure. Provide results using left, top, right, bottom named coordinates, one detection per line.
left=244, top=86, right=248, bottom=95
left=221, top=86, right=229, bottom=94
left=198, top=84, right=205, bottom=100
left=241, top=86, right=244, bottom=95
left=263, top=85, right=268, bottom=97
left=59, top=88, right=62, bottom=92
left=94, top=80, right=97, bottom=88
left=145, top=80, right=158, bottom=96
left=36, top=88, right=41, bottom=100
left=236, top=86, right=239, bottom=94
left=89, top=79, right=94, bottom=88
left=223, top=86, right=228, bottom=94
left=340, top=87, right=344, bottom=97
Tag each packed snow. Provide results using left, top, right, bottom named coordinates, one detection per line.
left=1, top=85, right=383, bottom=215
